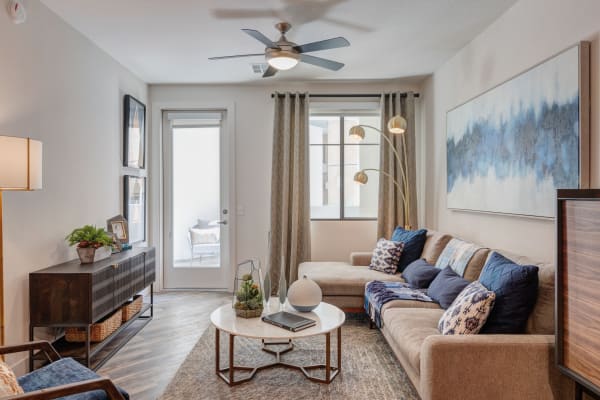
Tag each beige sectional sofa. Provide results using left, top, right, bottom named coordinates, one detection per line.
left=298, top=230, right=572, bottom=400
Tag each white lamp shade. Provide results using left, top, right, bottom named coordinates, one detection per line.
left=0, top=136, right=42, bottom=190
left=387, top=115, right=407, bottom=134
left=267, top=56, right=299, bottom=70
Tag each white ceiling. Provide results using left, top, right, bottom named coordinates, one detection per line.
left=40, top=0, right=517, bottom=84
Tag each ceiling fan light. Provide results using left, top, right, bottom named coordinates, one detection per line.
left=266, top=49, right=299, bottom=70
left=268, top=55, right=299, bottom=70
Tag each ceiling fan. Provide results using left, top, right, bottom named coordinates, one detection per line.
left=208, top=22, right=350, bottom=78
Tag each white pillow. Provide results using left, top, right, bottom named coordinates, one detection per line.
left=438, top=281, right=496, bottom=335
left=0, top=361, right=24, bottom=397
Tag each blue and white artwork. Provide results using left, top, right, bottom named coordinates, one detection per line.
left=447, top=45, right=586, bottom=217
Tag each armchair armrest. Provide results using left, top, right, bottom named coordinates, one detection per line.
left=350, top=252, right=372, bottom=266
left=6, top=378, right=125, bottom=400
left=0, top=341, right=60, bottom=363
left=420, top=334, right=572, bottom=400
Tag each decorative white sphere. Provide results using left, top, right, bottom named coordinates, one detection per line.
left=288, top=275, right=322, bottom=312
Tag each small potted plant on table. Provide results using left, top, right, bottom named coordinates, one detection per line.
left=234, top=273, right=264, bottom=318
left=66, top=225, right=114, bottom=264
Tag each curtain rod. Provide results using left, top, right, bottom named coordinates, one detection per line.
left=270, top=93, right=420, bottom=98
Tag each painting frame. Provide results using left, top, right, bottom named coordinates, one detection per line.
left=124, top=175, right=146, bottom=244
left=123, top=94, right=146, bottom=169
left=446, top=41, right=590, bottom=218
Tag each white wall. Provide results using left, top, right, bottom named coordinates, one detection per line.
left=0, top=2, right=147, bottom=371
left=149, top=80, right=422, bottom=287
left=422, top=0, right=600, bottom=262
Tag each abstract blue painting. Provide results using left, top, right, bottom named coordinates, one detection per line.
left=447, top=44, right=588, bottom=218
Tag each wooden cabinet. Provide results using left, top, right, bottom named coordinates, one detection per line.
left=29, top=247, right=155, bottom=370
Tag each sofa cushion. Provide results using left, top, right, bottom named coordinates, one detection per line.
left=438, top=281, right=496, bottom=335
left=479, top=252, right=539, bottom=334
left=18, top=358, right=130, bottom=400
left=402, top=259, right=441, bottom=288
left=0, top=361, right=24, bottom=397
left=491, top=249, right=554, bottom=334
left=381, top=299, right=442, bottom=316
left=421, top=231, right=453, bottom=264
left=382, top=308, right=444, bottom=374
left=369, top=238, right=404, bottom=274
left=427, top=266, right=470, bottom=309
left=298, top=262, right=404, bottom=297
left=391, top=227, right=428, bottom=272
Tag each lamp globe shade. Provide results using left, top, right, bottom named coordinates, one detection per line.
left=387, top=115, right=407, bottom=134
left=349, top=125, right=365, bottom=140
left=287, top=275, right=322, bottom=312
left=354, top=170, right=369, bottom=185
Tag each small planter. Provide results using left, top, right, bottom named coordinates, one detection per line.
left=77, top=246, right=112, bottom=264
left=235, top=307, right=263, bottom=318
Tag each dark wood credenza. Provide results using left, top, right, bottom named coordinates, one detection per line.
left=29, top=247, right=156, bottom=371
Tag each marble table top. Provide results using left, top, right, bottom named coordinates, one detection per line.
left=210, top=299, right=345, bottom=339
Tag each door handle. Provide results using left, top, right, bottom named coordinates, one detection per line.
left=216, top=220, right=228, bottom=225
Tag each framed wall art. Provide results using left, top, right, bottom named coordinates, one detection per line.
left=446, top=42, right=590, bottom=218
left=123, top=94, right=146, bottom=169
left=124, top=175, right=146, bottom=243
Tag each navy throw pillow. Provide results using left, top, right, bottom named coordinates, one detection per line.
left=479, top=252, right=539, bottom=334
left=391, top=227, right=427, bottom=272
left=427, top=266, right=469, bottom=309
left=402, top=259, right=441, bottom=289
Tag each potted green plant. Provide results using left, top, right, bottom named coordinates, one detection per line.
left=66, top=225, right=114, bottom=264
left=234, top=273, right=264, bottom=318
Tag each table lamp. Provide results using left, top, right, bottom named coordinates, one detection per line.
left=0, top=135, right=43, bottom=346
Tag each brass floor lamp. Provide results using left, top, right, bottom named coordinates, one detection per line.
left=0, top=136, right=43, bottom=347
left=349, top=115, right=412, bottom=229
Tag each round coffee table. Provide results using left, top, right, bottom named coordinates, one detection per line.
left=210, top=299, right=345, bottom=386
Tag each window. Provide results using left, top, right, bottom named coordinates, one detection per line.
left=309, top=113, right=381, bottom=220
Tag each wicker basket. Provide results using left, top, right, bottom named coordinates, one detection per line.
left=65, top=309, right=122, bottom=343
left=235, top=307, right=263, bottom=318
left=121, top=295, right=143, bottom=322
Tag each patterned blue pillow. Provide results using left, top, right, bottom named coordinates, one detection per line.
left=369, top=238, right=404, bottom=274
left=479, top=252, right=539, bottom=333
left=438, top=281, right=496, bottom=335
left=390, top=227, right=427, bottom=272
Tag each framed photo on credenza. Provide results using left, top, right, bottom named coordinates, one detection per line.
left=124, top=175, right=146, bottom=244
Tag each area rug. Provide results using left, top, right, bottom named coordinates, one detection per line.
left=159, top=319, right=419, bottom=400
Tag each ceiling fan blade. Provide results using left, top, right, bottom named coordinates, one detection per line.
left=208, top=53, right=264, bottom=60
left=262, top=65, right=278, bottom=78
left=294, top=37, right=350, bottom=53
left=212, top=9, right=279, bottom=19
left=300, top=54, right=344, bottom=71
left=241, top=29, right=280, bottom=49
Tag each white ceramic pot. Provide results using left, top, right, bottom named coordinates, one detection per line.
left=288, top=275, right=322, bottom=312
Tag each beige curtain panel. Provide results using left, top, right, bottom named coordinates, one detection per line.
left=268, top=92, right=311, bottom=294
left=378, top=92, right=417, bottom=238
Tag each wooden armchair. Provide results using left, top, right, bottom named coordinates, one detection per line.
left=0, top=341, right=126, bottom=400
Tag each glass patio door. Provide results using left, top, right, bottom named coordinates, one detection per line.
left=163, top=110, right=230, bottom=289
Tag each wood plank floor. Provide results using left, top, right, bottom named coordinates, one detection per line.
left=98, top=291, right=230, bottom=400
